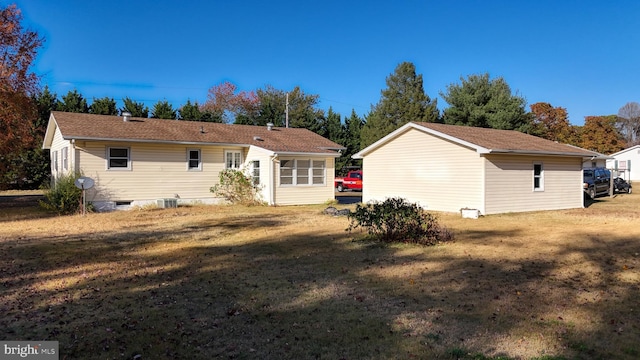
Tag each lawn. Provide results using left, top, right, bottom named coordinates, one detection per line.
left=1, top=193, right=639, bottom=359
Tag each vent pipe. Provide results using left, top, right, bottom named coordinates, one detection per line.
left=267, top=122, right=274, bottom=131
left=122, top=112, right=132, bottom=122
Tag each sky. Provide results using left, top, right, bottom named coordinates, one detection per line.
left=11, top=0, right=640, bottom=126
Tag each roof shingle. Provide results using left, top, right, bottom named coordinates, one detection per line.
left=413, top=122, right=598, bottom=157
left=50, top=111, right=344, bottom=154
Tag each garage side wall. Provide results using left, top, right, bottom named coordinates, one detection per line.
left=362, top=128, right=484, bottom=213
left=484, top=154, right=583, bottom=214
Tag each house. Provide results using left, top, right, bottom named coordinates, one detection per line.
left=606, top=145, right=640, bottom=182
left=353, top=122, right=599, bottom=215
left=42, top=111, right=344, bottom=210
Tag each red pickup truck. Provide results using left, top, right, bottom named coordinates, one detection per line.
left=335, top=170, right=363, bottom=192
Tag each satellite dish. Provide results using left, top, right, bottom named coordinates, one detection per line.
left=74, top=176, right=95, bottom=190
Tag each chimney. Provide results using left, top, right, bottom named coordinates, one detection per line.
left=122, top=112, right=132, bottom=122
left=267, top=122, right=274, bottom=131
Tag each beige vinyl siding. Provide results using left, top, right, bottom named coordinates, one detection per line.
left=76, top=141, right=232, bottom=203
left=274, top=156, right=335, bottom=205
left=362, top=128, right=484, bottom=213
left=245, top=146, right=273, bottom=204
left=483, top=155, right=583, bottom=214
left=50, top=126, right=72, bottom=179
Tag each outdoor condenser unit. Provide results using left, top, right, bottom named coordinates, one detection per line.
left=157, top=198, right=178, bottom=208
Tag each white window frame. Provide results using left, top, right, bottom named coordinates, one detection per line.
left=533, top=162, right=544, bottom=191
left=52, top=150, right=58, bottom=172
left=187, top=149, right=201, bottom=171
left=251, top=160, right=260, bottom=185
left=279, top=158, right=326, bottom=186
left=225, top=150, right=242, bottom=169
left=61, top=147, right=68, bottom=170
left=107, top=147, right=131, bottom=170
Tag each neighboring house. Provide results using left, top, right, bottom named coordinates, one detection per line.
left=606, top=145, right=640, bottom=182
left=353, top=122, right=599, bottom=215
left=581, top=153, right=610, bottom=169
left=43, top=112, right=344, bottom=210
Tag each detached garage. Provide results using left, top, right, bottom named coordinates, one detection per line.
left=353, top=122, right=598, bottom=215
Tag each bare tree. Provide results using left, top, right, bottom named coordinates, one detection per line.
left=617, top=102, right=640, bottom=146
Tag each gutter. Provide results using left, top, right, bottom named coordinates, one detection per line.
left=479, top=149, right=597, bottom=158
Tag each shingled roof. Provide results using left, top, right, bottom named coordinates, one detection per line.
left=355, top=121, right=600, bottom=158
left=45, top=112, right=345, bottom=155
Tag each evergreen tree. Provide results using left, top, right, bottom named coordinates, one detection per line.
left=336, top=109, right=364, bottom=173
left=151, top=100, right=177, bottom=119
left=120, top=97, right=149, bottom=118
left=361, top=62, right=439, bottom=148
left=90, top=97, right=118, bottom=115
left=58, top=89, right=89, bottom=113
left=35, top=86, right=57, bottom=129
left=441, top=73, right=532, bottom=132
left=178, top=100, right=202, bottom=120
left=179, top=100, right=220, bottom=122
left=322, top=107, right=343, bottom=142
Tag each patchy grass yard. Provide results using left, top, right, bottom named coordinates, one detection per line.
left=1, top=193, right=639, bottom=359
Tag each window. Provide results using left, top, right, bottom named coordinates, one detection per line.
left=533, top=163, right=544, bottom=191
left=52, top=151, right=58, bottom=172
left=251, top=160, right=260, bottom=185
left=108, top=147, right=130, bottom=169
left=188, top=149, right=201, bottom=170
left=312, top=160, right=325, bottom=185
left=280, top=159, right=293, bottom=185
left=280, top=159, right=326, bottom=186
left=62, top=147, right=68, bottom=170
left=296, top=160, right=310, bottom=184
left=225, top=150, right=242, bottom=169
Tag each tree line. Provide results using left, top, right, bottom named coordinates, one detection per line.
left=2, top=4, right=639, bottom=190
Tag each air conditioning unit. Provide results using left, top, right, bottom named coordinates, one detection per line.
left=157, top=198, right=178, bottom=208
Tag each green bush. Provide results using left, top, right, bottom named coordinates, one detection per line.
left=210, top=168, right=263, bottom=205
left=346, top=197, right=453, bottom=245
left=40, top=173, right=84, bottom=215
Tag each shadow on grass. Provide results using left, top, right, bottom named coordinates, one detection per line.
left=1, top=209, right=639, bottom=359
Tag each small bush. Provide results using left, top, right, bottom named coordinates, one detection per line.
left=346, top=197, right=453, bottom=245
left=210, top=168, right=263, bottom=206
left=40, top=173, right=84, bottom=215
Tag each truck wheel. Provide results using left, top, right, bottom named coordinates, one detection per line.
left=337, top=184, right=344, bottom=192
left=588, top=187, right=596, bottom=199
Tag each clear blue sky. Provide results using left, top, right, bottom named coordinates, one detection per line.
left=12, top=0, right=640, bottom=125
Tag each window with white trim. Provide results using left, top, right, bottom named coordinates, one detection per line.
left=52, top=151, right=58, bottom=172
left=280, top=159, right=326, bottom=186
left=251, top=160, right=260, bottom=185
left=188, top=149, right=201, bottom=170
left=225, top=150, right=242, bottom=169
left=62, top=147, right=68, bottom=170
left=107, top=147, right=130, bottom=170
left=312, top=160, right=325, bottom=184
left=533, top=163, right=544, bottom=191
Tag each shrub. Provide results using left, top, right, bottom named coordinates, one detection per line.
left=210, top=168, right=263, bottom=205
left=346, top=197, right=453, bottom=245
left=40, top=173, right=84, bottom=215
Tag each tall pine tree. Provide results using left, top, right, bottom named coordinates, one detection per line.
left=441, top=73, right=532, bottom=132
left=361, top=62, right=439, bottom=148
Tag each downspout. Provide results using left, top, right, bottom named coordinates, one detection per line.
left=270, top=154, right=278, bottom=205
